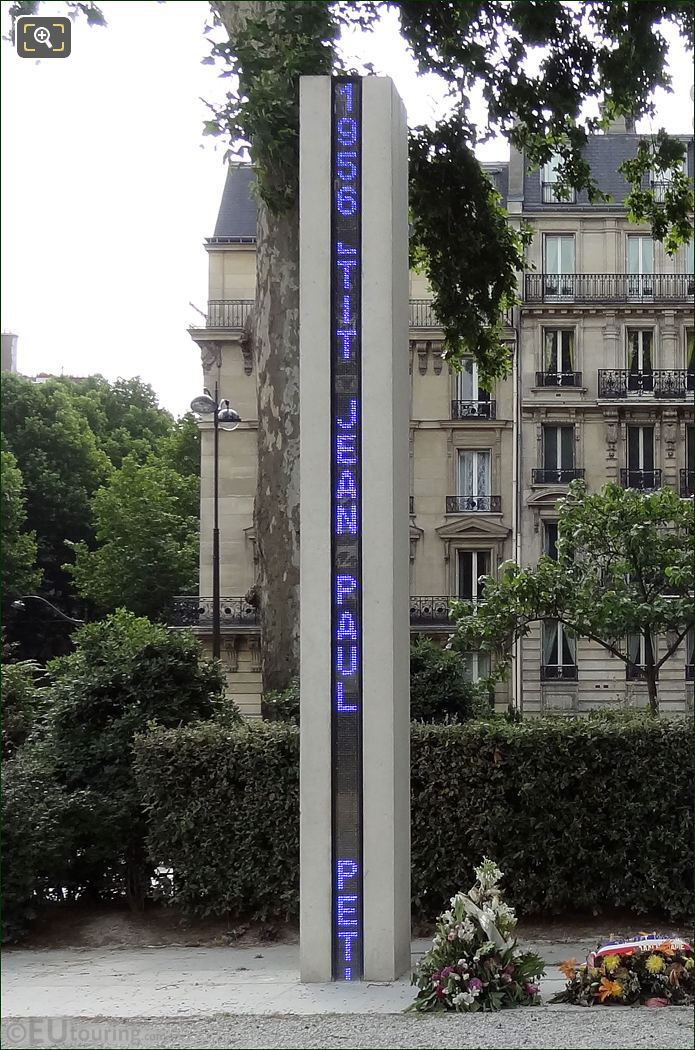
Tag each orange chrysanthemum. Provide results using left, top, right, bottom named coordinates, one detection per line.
left=596, top=978, right=623, bottom=1003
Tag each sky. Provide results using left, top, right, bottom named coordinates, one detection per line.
left=1, top=1, right=692, bottom=417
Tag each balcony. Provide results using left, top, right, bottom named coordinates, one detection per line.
left=409, top=596, right=454, bottom=626
left=446, top=495, right=502, bottom=513
left=541, top=182, right=576, bottom=204
left=524, top=273, right=693, bottom=304
left=532, top=468, right=585, bottom=485
left=620, top=469, right=662, bottom=491
left=541, top=665, right=578, bottom=681
left=535, top=371, right=583, bottom=388
left=168, top=596, right=259, bottom=629
left=598, top=369, right=693, bottom=399
left=206, top=300, right=254, bottom=328
left=681, top=469, right=695, bottom=497
left=451, top=400, right=496, bottom=420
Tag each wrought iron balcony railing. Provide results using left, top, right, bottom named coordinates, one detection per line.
left=540, top=665, right=578, bottom=681
left=524, top=273, right=693, bottom=303
left=535, top=371, right=583, bottom=388
left=206, top=300, right=254, bottom=328
left=532, top=468, right=585, bottom=485
left=598, top=369, right=693, bottom=399
left=409, top=596, right=454, bottom=626
left=451, top=400, right=497, bottom=420
left=446, top=495, right=502, bottom=514
left=168, top=596, right=259, bottom=629
left=620, top=469, right=662, bottom=491
left=541, top=182, right=576, bottom=204
left=680, top=469, right=695, bottom=498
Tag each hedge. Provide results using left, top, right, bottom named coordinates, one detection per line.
left=134, top=714, right=692, bottom=921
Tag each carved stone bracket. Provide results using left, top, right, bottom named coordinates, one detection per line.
left=200, top=340, right=223, bottom=374
left=224, top=636, right=240, bottom=672
left=249, top=636, right=262, bottom=674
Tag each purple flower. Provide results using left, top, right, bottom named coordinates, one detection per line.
left=525, top=983, right=540, bottom=997
left=467, top=977, right=483, bottom=993
left=441, top=967, right=453, bottom=979
left=502, top=964, right=515, bottom=976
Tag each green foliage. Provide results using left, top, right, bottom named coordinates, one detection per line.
left=135, top=721, right=299, bottom=920
left=66, top=454, right=199, bottom=620
left=408, top=117, right=530, bottom=384
left=1, top=743, right=76, bottom=942
left=1, top=658, right=45, bottom=759
left=0, top=375, right=111, bottom=598
left=134, top=714, right=691, bottom=923
left=410, top=637, right=491, bottom=722
left=44, top=610, right=230, bottom=905
left=262, top=677, right=300, bottom=724
left=0, top=446, right=41, bottom=602
left=451, top=482, right=694, bottom=715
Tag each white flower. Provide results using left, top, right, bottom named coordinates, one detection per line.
left=448, top=930, right=458, bottom=941
left=458, top=918, right=475, bottom=942
left=441, top=910, right=453, bottom=924
left=474, top=858, right=504, bottom=889
left=453, top=991, right=474, bottom=1007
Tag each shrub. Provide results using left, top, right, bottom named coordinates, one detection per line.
left=44, top=609, right=234, bottom=907
left=410, top=637, right=492, bottom=721
left=135, top=722, right=299, bottom=919
left=262, top=677, right=300, bottom=724
left=1, top=658, right=45, bottom=759
left=1, top=744, right=76, bottom=942
left=135, top=713, right=691, bottom=922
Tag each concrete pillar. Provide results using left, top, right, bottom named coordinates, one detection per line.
left=299, top=75, right=410, bottom=983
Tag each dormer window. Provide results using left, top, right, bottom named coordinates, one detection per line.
left=651, top=157, right=686, bottom=202
left=541, top=156, right=576, bottom=204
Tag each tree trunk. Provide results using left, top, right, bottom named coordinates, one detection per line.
left=644, top=631, right=659, bottom=717
left=213, top=1, right=301, bottom=692
left=253, top=199, right=300, bottom=691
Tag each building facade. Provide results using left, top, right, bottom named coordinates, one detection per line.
left=182, top=122, right=694, bottom=718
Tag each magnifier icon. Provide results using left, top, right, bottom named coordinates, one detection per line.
left=33, top=26, right=53, bottom=49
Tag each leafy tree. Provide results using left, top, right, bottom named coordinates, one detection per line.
left=66, top=375, right=174, bottom=469
left=449, top=482, right=694, bottom=716
left=44, top=610, right=233, bottom=907
left=155, top=412, right=201, bottom=479
left=409, top=636, right=491, bottom=722
left=66, top=454, right=199, bottom=620
left=0, top=375, right=110, bottom=602
left=1, top=446, right=41, bottom=602
left=1, top=657, right=45, bottom=759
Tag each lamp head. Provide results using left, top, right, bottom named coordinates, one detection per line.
left=190, top=393, right=217, bottom=416
left=218, top=402, right=241, bottom=431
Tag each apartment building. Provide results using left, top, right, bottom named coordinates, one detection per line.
left=181, top=119, right=694, bottom=718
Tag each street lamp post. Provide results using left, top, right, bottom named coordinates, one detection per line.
left=190, top=383, right=241, bottom=661
left=11, top=595, right=85, bottom=627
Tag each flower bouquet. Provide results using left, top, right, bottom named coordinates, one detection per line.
left=552, top=934, right=694, bottom=1007
left=410, top=858, right=545, bottom=1012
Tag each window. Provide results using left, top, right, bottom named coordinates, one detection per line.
left=542, top=329, right=576, bottom=385
left=544, top=425, right=575, bottom=471
left=541, top=155, right=576, bottom=203
left=625, top=426, right=657, bottom=490
left=686, top=238, right=694, bottom=279
left=687, top=330, right=694, bottom=388
left=542, top=621, right=576, bottom=679
left=454, top=357, right=493, bottom=418
left=544, top=236, right=575, bottom=297
left=626, top=330, right=654, bottom=393
left=544, top=522, right=559, bottom=560
left=627, top=631, right=655, bottom=681
left=458, top=550, right=490, bottom=602
left=462, top=651, right=491, bottom=682
left=651, top=158, right=686, bottom=202
left=626, top=236, right=654, bottom=298
left=457, top=450, right=491, bottom=510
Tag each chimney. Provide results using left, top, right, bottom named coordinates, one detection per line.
left=1, top=332, right=18, bottom=373
left=599, top=102, right=635, bottom=134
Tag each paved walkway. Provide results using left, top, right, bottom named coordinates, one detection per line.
left=2, top=940, right=692, bottom=1048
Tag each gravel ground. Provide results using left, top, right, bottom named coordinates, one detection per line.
left=3, top=1010, right=693, bottom=1050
